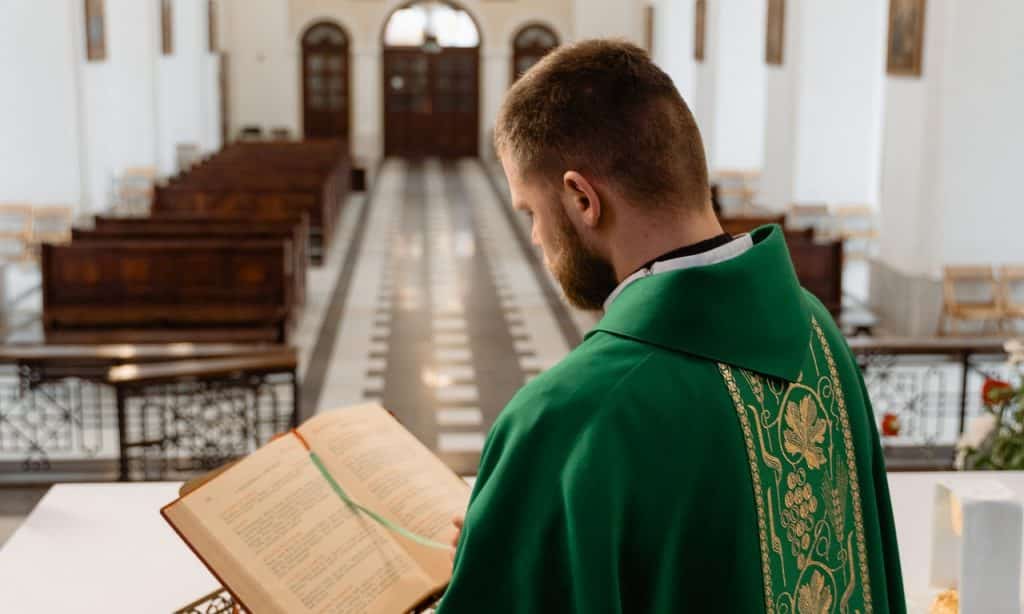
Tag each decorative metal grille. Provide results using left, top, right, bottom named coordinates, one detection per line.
left=0, top=366, right=111, bottom=472
left=175, top=588, right=245, bottom=614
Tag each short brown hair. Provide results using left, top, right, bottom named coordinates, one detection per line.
left=495, top=39, right=709, bottom=210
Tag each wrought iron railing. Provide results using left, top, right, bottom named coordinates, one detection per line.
left=0, top=349, right=298, bottom=483
left=849, top=337, right=1011, bottom=470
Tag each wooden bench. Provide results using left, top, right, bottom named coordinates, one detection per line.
left=789, top=237, right=844, bottom=317
left=77, top=215, right=308, bottom=307
left=153, top=185, right=332, bottom=264
left=41, top=240, right=292, bottom=344
left=719, top=214, right=785, bottom=236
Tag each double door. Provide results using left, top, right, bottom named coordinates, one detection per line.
left=383, top=48, right=479, bottom=158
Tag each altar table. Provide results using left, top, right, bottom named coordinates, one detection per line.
left=2, top=473, right=1023, bottom=613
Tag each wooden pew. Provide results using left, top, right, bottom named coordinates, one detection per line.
left=719, top=214, right=785, bottom=236
left=171, top=140, right=351, bottom=259
left=41, top=240, right=292, bottom=344
left=78, top=215, right=308, bottom=307
left=789, top=237, right=844, bottom=317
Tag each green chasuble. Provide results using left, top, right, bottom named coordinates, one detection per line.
left=438, top=226, right=905, bottom=614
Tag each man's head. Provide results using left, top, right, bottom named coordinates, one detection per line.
left=495, top=39, right=714, bottom=310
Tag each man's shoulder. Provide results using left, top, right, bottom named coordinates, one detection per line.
left=496, top=330, right=721, bottom=440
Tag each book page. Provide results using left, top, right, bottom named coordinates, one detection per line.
left=299, top=404, right=472, bottom=584
left=165, top=434, right=437, bottom=614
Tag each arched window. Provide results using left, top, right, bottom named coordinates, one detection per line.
left=384, top=1, right=479, bottom=48
left=512, top=24, right=559, bottom=83
left=302, top=22, right=350, bottom=140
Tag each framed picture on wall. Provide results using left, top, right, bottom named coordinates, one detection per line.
left=84, top=0, right=106, bottom=62
left=766, top=0, right=785, bottom=65
left=209, top=0, right=218, bottom=52
left=161, top=0, right=174, bottom=56
left=887, top=0, right=926, bottom=76
left=644, top=4, right=654, bottom=55
left=694, top=0, right=706, bottom=61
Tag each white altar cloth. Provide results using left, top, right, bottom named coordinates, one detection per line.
left=2, top=473, right=1024, bottom=613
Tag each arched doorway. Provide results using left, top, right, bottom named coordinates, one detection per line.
left=511, top=23, right=559, bottom=83
left=301, top=21, right=350, bottom=140
left=382, top=1, right=480, bottom=157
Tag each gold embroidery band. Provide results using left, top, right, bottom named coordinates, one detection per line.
left=718, top=316, right=874, bottom=614
left=811, top=317, right=873, bottom=613
left=718, top=363, right=775, bottom=614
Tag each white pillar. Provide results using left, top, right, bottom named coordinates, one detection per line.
left=352, top=45, right=382, bottom=163
left=760, top=0, right=887, bottom=210
left=573, top=0, right=644, bottom=44
left=650, top=0, right=697, bottom=102
left=481, top=46, right=510, bottom=160
left=693, top=0, right=766, bottom=174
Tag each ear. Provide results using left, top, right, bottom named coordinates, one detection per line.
left=562, top=171, right=602, bottom=229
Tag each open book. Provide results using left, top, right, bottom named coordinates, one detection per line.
left=163, top=403, right=472, bottom=614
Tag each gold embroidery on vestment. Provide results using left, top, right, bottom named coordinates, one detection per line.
left=718, top=316, right=873, bottom=614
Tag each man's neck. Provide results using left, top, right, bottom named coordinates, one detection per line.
left=609, top=211, right=726, bottom=282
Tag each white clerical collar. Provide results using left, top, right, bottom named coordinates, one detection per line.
left=603, top=234, right=755, bottom=310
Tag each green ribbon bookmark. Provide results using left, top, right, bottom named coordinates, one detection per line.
left=309, top=451, right=452, bottom=551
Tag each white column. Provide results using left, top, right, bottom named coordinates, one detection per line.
left=480, top=46, right=510, bottom=160
left=77, top=0, right=162, bottom=212
left=760, top=0, right=887, bottom=210
left=693, top=0, right=766, bottom=174
left=352, top=45, right=382, bottom=163
left=573, top=0, right=644, bottom=44
left=651, top=0, right=697, bottom=102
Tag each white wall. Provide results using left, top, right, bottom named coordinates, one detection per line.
left=879, top=0, right=1024, bottom=277
left=0, top=0, right=221, bottom=211
left=760, top=0, right=887, bottom=209
left=218, top=0, right=574, bottom=164
left=223, top=0, right=299, bottom=139
left=0, top=0, right=84, bottom=207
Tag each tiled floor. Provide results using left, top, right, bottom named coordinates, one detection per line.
left=311, top=159, right=586, bottom=475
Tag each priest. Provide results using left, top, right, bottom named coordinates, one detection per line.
left=438, top=40, right=905, bottom=613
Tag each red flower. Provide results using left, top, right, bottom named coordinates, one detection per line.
left=982, top=379, right=1014, bottom=405
left=881, top=412, right=901, bottom=437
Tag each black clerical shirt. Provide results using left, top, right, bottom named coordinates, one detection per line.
left=636, top=233, right=734, bottom=275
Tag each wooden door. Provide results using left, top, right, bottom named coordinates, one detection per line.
left=302, top=23, right=349, bottom=140
left=383, top=48, right=479, bottom=158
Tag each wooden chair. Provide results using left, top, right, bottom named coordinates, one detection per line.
left=999, top=265, right=1024, bottom=331
left=834, top=204, right=878, bottom=260
left=31, top=205, right=73, bottom=245
left=116, top=167, right=158, bottom=216
left=270, top=127, right=292, bottom=141
left=0, top=204, right=34, bottom=262
left=176, top=143, right=201, bottom=174
left=786, top=203, right=833, bottom=239
left=712, top=169, right=760, bottom=212
left=938, top=265, right=1004, bottom=336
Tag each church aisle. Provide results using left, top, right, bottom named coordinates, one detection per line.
left=313, top=158, right=579, bottom=475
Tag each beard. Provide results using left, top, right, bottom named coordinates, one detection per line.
left=547, top=204, right=619, bottom=311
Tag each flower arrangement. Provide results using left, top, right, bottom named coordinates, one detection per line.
left=956, top=340, right=1024, bottom=470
